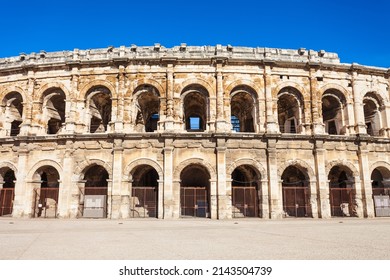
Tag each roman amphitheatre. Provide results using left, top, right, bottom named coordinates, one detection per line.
left=0, top=44, right=389, bottom=220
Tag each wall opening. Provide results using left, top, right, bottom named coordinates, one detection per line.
left=363, top=93, right=382, bottom=136
left=231, top=165, right=261, bottom=218
left=328, top=165, right=356, bottom=217
left=134, top=85, right=160, bottom=132
left=180, top=164, right=210, bottom=218
left=281, top=166, right=311, bottom=217
left=230, top=87, right=256, bottom=132
left=33, top=166, right=60, bottom=218
left=182, top=85, right=208, bottom=132
left=2, top=92, right=23, bottom=136
left=0, top=168, right=15, bottom=216
left=42, top=89, right=66, bottom=134
left=86, top=86, right=112, bottom=133
left=322, top=91, right=346, bottom=135
left=277, top=87, right=303, bottom=134
left=130, top=165, right=159, bottom=218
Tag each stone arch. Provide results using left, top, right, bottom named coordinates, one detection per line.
left=272, top=81, right=307, bottom=99
left=123, top=158, right=164, bottom=181
left=319, top=83, right=350, bottom=102
left=173, top=158, right=217, bottom=182
left=326, top=160, right=359, bottom=178
left=277, top=159, right=316, bottom=181
left=36, top=82, right=71, bottom=101
left=227, top=158, right=267, bottom=180
left=79, top=79, right=116, bottom=100
left=74, top=159, right=112, bottom=180
left=225, top=79, right=263, bottom=99
left=127, top=79, right=165, bottom=98
left=361, top=90, right=386, bottom=105
left=27, top=159, right=63, bottom=181
left=370, top=161, right=390, bottom=175
left=0, top=86, right=27, bottom=104
left=175, top=77, right=215, bottom=97
left=0, top=161, right=17, bottom=176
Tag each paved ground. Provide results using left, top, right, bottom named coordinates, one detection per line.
left=0, top=217, right=389, bottom=260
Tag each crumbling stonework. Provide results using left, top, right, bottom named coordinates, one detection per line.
left=0, top=44, right=389, bottom=219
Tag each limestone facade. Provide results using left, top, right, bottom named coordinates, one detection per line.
left=0, top=44, right=390, bottom=219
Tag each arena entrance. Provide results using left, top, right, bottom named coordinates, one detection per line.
left=328, top=166, right=356, bottom=217
left=180, top=164, right=210, bottom=218
left=33, top=166, right=60, bottom=218
left=281, top=166, right=311, bottom=217
left=0, top=168, right=16, bottom=216
left=231, top=165, right=261, bottom=218
left=82, top=165, right=109, bottom=218
left=130, top=165, right=158, bottom=218
left=371, top=167, right=390, bottom=217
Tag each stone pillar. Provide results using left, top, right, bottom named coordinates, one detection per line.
left=163, top=142, right=175, bottom=218
left=352, top=177, right=364, bottom=218
left=19, top=75, right=35, bottom=136
left=120, top=180, right=131, bottom=219
left=352, top=71, right=367, bottom=134
left=157, top=179, right=164, bottom=219
left=309, top=180, right=319, bottom=218
left=165, top=64, right=175, bottom=130
left=267, top=138, right=283, bottom=218
left=216, top=142, right=229, bottom=219
left=215, top=63, right=229, bottom=132
left=58, top=140, right=74, bottom=218
left=264, top=66, right=278, bottom=133
left=72, top=180, right=85, bottom=218
left=381, top=104, right=390, bottom=137
left=111, top=138, right=123, bottom=219
left=210, top=179, right=218, bottom=219
left=114, top=66, right=125, bottom=132
left=314, top=139, right=331, bottom=218
left=12, top=143, right=29, bottom=217
left=357, top=142, right=375, bottom=217
left=346, top=101, right=356, bottom=135
left=106, top=179, right=113, bottom=218
left=260, top=179, right=270, bottom=219
left=310, top=70, right=325, bottom=134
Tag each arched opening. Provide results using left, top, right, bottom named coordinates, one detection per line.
left=231, top=165, right=261, bottom=217
left=84, top=165, right=109, bottom=195
left=86, top=86, right=112, bottom=133
left=230, top=86, right=256, bottom=132
left=134, top=85, right=160, bottom=132
left=2, top=92, right=23, bottom=136
left=371, top=167, right=390, bottom=217
left=363, top=93, right=382, bottom=136
left=182, top=85, right=208, bottom=132
left=130, top=165, right=159, bottom=218
left=180, top=164, right=210, bottom=218
left=281, top=166, right=311, bottom=217
left=33, top=166, right=60, bottom=218
left=82, top=165, right=109, bottom=218
left=0, top=168, right=16, bottom=216
left=42, top=89, right=66, bottom=134
left=277, top=87, right=303, bottom=134
left=322, top=90, right=346, bottom=135
left=328, top=165, right=356, bottom=217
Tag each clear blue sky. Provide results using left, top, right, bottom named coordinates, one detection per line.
left=1, top=0, right=389, bottom=68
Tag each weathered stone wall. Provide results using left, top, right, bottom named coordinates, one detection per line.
left=0, top=45, right=389, bottom=219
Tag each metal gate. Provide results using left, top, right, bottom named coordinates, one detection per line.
left=232, top=186, right=258, bottom=218
left=131, top=186, right=157, bottom=218
left=330, top=187, right=356, bottom=217
left=282, top=186, right=309, bottom=217
left=0, top=188, right=14, bottom=216
left=180, top=186, right=209, bottom=218
left=34, top=187, right=59, bottom=218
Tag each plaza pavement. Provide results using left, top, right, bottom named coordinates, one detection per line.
left=0, top=217, right=389, bottom=260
